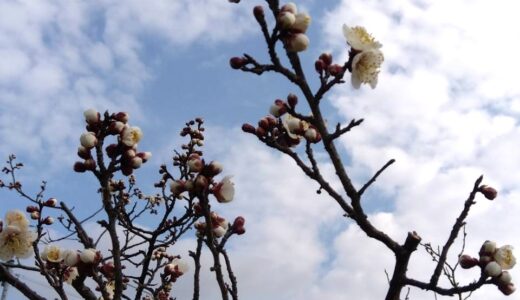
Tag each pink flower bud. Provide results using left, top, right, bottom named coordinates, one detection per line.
left=121, top=164, right=133, bottom=176
left=77, top=146, right=91, bottom=159
left=136, top=152, right=152, bottom=163
left=256, top=127, right=266, bottom=138
left=485, top=261, right=503, bottom=277
left=207, top=161, right=223, bottom=176
left=315, top=59, right=325, bottom=73
left=286, top=33, right=309, bottom=52
left=43, top=198, right=58, bottom=207
left=328, top=64, right=344, bottom=76
left=242, top=123, right=256, bottom=134
left=258, top=117, right=270, bottom=130
left=170, top=180, right=186, bottom=195
left=459, top=255, right=479, bottom=269
left=108, top=121, right=125, bottom=135
left=479, top=185, right=497, bottom=200
left=80, top=132, right=97, bottom=149
left=319, top=53, right=333, bottom=66
left=74, top=161, right=86, bottom=173
left=269, top=99, right=287, bottom=117
left=106, top=144, right=120, bottom=159
left=84, top=158, right=97, bottom=171
left=229, top=57, right=246, bottom=69
left=114, top=112, right=129, bottom=123
left=253, top=5, right=264, bottom=20
left=26, top=206, right=39, bottom=213
left=232, top=216, right=246, bottom=235
left=498, top=283, right=516, bottom=295
left=287, top=93, right=298, bottom=108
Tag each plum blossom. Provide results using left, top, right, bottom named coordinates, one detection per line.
left=342, top=25, right=382, bottom=52
left=121, top=126, right=143, bottom=147
left=351, top=49, right=384, bottom=89
left=83, top=109, right=99, bottom=124
left=41, top=245, right=62, bottom=263
left=0, top=225, right=36, bottom=261
left=62, top=249, right=79, bottom=267
left=5, top=210, right=29, bottom=230
left=213, top=176, right=235, bottom=203
left=64, top=267, right=79, bottom=284
left=80, top=132, right=98, bottom=149
left=495, top=245, right=516, bottom=270
left=485, top=261, right=503, bottom=277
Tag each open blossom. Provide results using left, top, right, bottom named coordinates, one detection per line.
left=351, top=48, right=384, bottom=89
left=5, top=210, right=29, bottom=230
left=41, top=245, right=62, bottom=263
left=0, top=225, right=36, bottom=261
left=121, top=126, right=143, bottom=147
left=213, top=176, right=235, bottom=203
left=343, top=25, right=382, bottom=52
left=495, top=245, right=516, bottom=270
left=64, top=267, right=79, bottom=284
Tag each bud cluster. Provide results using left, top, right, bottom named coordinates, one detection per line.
left=459, top=241, right=516, bottom=295
left=40, top=246, right=105, bottom=284
left=242, top=94, right=321, bottom=146
left=315, top=53, right=344, bottom=78
left=163, top=258, right=189, bottom=282
left=74, top=109, right=151, bottom=176
left=195, top=212, right=230, bottom=238
left=278, top=2, right=311, bottom=52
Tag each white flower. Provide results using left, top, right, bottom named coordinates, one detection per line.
left=485, top=261, right=503, bottom=277
left=481, top=240, right=497, bottom=255
left=213, top=222, right=229, bottom=238
left=64, top=267, right=78, bottom=284
left=0, top=225, right=36, bottom=261
left=80, top=132, right=98, bottom=149
left=41, top=245, right=62, bottom=263
left=83, top=109, right=99, bottom=124
left=213, top=176, right=235, bottom=203
left=498, top=271, right=513, bottom=285
left=121, top=126, right=143, bottom=147
left=292, top=12, right=311, bottom=33
left=495, top=245, right=516, bottom=270
left=286, top=33, right=309, bottom=52
left=342, top=25, right=382, bottom=52
left=351, top=49, right=384, bottom=89
left=105, top=281, right=115, bottom=299
left=80, top=248, right=98, bottom=264
left=62, top=249, right=79, bottom=267
left=5, top=210, right=29, bottom=230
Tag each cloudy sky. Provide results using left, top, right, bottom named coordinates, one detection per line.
left=1, top=0, right=520, bottom=299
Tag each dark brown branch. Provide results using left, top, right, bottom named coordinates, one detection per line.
left=429, top=176, right=483, bottom=287
left=327, top=119, right=364, bottom=141
left=406, top=274, right=491, bottom=296
left=0, top=264, right=45, bottom=300
left=191, top=237, right=203, bottom=300
left=358, top=159, right=395, bottom=196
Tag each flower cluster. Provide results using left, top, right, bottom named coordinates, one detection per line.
left=242, top=94, right=321, bottom=147
left=74, top=109, right=151, bottom=176
left=459, top=241, right=516, bottom=295
left=278, top=2, right=311, bottom=52
left=40, top=245, right=104, bottom=284
left=314, top=53, right=344, bottom=78
left=195, top=212, right=230, bottom=238
left=0, top=210, right=36, bottom=261
left=343, top=25, right=384, bottom=89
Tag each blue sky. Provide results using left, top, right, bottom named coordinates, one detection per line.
left=2, top=0, right=520, bottom=299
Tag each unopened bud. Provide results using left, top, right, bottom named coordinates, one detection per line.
left=43, top=216, right=54, bottom=225
left=30, top=211, right=39, bottom=220
left=458, top=255, right=479, bottom=269
left=258, top=118, right=270, bottom=130
left=253, top=5, right=264, bottom=21
left=77, top=146, right=91, bottom=159
left=114, top=112, right=129, bottom=123
left=195, top=175, right=209, bottom=190
left=207, top=161, right=223, bottom=176
left=84, top=109, right=100, bottom=124
left=84, top=158, right=97, bottom=171
left=485, top=261, right=503, bottom=277
left=292, top=12, right=311, bottom=33
left=45, top=198, right=58, bottom=207
left=498, top=271, right=513, bottom=285
left=136, top=152, right=152, bottom=163
left=280, top=2, right=297, bottom=14
left=106, top=144, right=120, bottom=159
left=80, top=132, right=98, bottom=149
left=304, top=127, right=321, bottom=143
left=319, top=53, right=333, bottom=66
left=26, top=206, right=39, bottom=213
left=229, top=57, right=246, bottom=69
left=242, top=123, right=256, bottom=134
left=73, top=161, right=86, bottom=173
left=498, top=283, right=516, bottom=295
left=269, top=99, right=287, bottom=117
left=479, top=185, right=497, bottom=200
left=287, top=93, right=298, bottom=108
left=480, top=240, right=497, bottom=256
left=315, top=59, right=325, bottom=73
left=328, top=64, right=343, bottom=76
left=255, top=127, right=266, bottom=138
left=286, top=33, right=309, bottom=52
left=278, top=11, right=296, bottom=29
